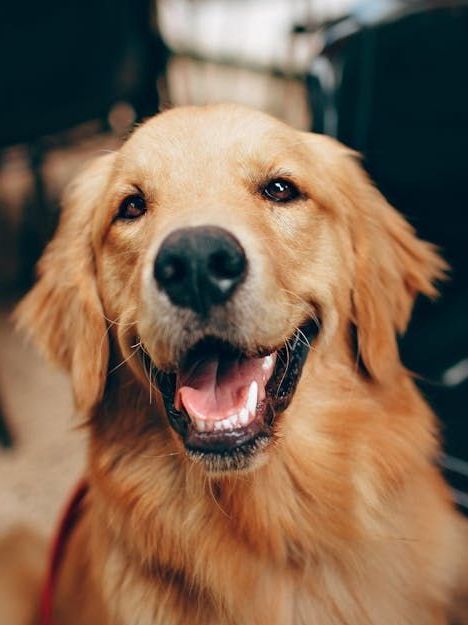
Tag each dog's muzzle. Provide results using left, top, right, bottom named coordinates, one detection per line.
left=145, top=225, right=319, bottom=471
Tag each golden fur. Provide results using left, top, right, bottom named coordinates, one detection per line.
left=14, top=104, right=468, bottom=624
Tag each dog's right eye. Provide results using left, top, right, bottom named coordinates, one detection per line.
left=262, top=179, right=300, bottom=203
left=117, top=194, right=147, bottom=220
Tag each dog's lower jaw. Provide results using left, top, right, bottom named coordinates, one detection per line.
left=186, top=432, right=273, bottom=474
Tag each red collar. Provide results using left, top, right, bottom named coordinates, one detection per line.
left=40, top=479, right=89, bottom=625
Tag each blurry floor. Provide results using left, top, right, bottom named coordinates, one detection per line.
left=0, top=307, right=84, bottom=536
left=0, top=132, right=119, bottom=537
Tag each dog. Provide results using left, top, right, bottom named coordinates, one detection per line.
left=14, top=104, right=468, bottom=625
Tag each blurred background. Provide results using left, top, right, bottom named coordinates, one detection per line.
left=0, top=0, right=467, bottom=536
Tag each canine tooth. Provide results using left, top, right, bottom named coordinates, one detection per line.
left=196, top=418, right=206, bottom=432
left=239, top=407, right=249, bottom=425
left=262, top=355, right=273, bottom=370
left=247, top=381, right=258, bottom=415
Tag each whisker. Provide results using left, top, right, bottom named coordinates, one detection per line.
left=140, top=346, right=160, bottom=398
left=108, top=345, right=140, bottom=375
left=206, top=477, right=231, bottom=519
left=295, top=327, right=311, bottom=349
left=149, top=357, right=153, bottom=405
left=102, top=312, right=139, bottom=328
left=141, top=451, right=182, bottom=459
left=275, top=339, right=291, bottom=400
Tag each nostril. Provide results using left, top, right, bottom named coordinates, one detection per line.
left=158, top=256, right=187, bottom=285
left=208, top=250, right=245, bottom=281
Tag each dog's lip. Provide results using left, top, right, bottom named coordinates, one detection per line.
left=185, top=410, right=270, bottom=452
left=141, top=319, right=319, bottom=460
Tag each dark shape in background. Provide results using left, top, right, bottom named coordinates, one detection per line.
left=307, top=0, right=468, bottom=510
left=0, top=0, right=168, bottom=282
left=0, top=0, right=169, bottom=446
left=0, top=0, right=168, bottom=147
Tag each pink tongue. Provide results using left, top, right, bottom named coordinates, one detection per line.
left=175, top=354, right=268, bottom=421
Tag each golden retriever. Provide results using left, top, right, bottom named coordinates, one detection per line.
left=14, top=104, right=468, bottom=625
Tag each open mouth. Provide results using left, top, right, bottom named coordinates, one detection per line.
left=145, top=321, right=319, bottom=471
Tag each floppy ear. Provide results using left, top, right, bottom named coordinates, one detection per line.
left=346, top=160, right=447, bottom=382
left=14, top=154, right=115, bottom=413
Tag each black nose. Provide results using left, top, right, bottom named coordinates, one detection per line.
left=154, top=226, right=248, bottom=316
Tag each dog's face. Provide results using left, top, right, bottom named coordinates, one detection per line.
left=96, top=106, right=346, bottom=471
left=16, top=105, right=444, bottom=475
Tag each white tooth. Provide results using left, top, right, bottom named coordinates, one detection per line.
left=239, top=407, right=249, bottom=425
left=214, top=421, right=223, bottom=432
left=205, top=420, right=214, bottom=432
left=247, top=381, right=258, bottom=415
left=230, top=414, right=239, bottom=429
left=196, top=418, right=206, bottom=432
left=262, top=355, right=273, bottom=370
left=222, top=418, right=231, bottom=430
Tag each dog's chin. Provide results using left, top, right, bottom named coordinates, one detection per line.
left=141, top=321, right=319, bottom=474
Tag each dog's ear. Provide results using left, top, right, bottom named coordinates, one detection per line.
left=14, top=154, right=115, bottom=412
left=346, top=158, right=447, bottom=382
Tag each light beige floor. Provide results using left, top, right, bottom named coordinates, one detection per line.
left=0, top=132, right=119, bottom=539
left=0, top=307, right=85, bottom=538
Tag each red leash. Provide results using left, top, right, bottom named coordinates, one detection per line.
left=39, top=479, right=89, bottom=625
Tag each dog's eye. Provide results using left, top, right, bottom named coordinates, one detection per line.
left=117, top=194, right=146, bottom=220
left=263, top=179, right=300, bottom=203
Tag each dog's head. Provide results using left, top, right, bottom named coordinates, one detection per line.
left=15, top=104, right=445, bottom=474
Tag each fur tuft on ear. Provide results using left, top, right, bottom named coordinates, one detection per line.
left=346, top=159, right=447, bottom=382
left=14, top=154, right=115, bottom=412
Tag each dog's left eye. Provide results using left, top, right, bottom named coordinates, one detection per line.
left=117, top=194, right=147, bottom=220
left=262, top=179, right=300, bottom=203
